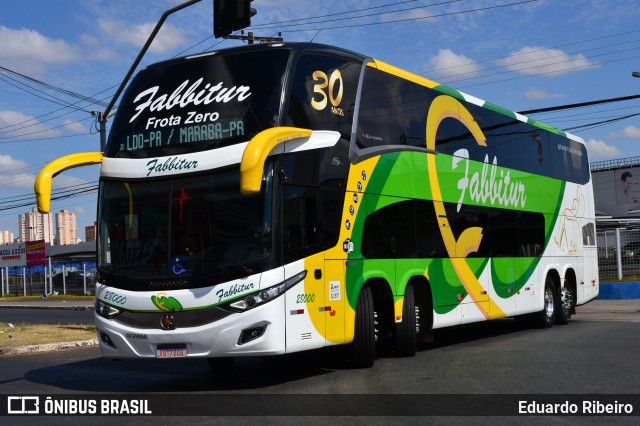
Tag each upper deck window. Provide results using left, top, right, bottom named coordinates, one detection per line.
left=106, top=48, right=291, bottom=158
left=286, top=53, right=362, bottom=140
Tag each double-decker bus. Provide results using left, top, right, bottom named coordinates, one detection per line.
left=35, top=42, right=598, bottom=368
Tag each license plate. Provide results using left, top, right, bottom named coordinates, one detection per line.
left=156, top=344, right=187, bottom=358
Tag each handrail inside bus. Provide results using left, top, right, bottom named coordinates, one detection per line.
left=34, top=152, right=104, bottom=213
left=240, top=127, right=312, bottom=195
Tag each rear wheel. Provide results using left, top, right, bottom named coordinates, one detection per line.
left=351, top=287, right=376, bottom=368
left=394, top=285, right=417, bottom=357
left=536, top=277, right=556, bottom=328
left=555, top=285, right=573, bottom=325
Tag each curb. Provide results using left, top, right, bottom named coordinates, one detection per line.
left=0, top=339, right=98, bottom=356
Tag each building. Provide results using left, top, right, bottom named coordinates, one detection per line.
left=85, top=221, right=97, bottom=242
left=19, top=207, right=54, bottom=243
left=0, top=230, right=14, bottom=244
left=56, top=209, right=78, bottom=245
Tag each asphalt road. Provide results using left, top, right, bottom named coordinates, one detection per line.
left=0, top=301, right=639, bottom=424
left=0, top=300, right=636, bottom=423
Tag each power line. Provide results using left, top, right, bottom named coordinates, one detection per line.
left=0, top=132, right=94, bottom=145
left=0, top=116, right=93, bottom=141
left=0, top=73, right=92, bottom=114
left=0, top=183, right=99, bottom=213
left=433, top=38, right=640, bottom=83
left=250, top=0, right=421, bottom=29
left=251, top=0, right=465, bottom=30
left=520, top=93, right=640, bottom=115
left=456, top=52, right=640, bottom=90
left=419, top=28, right=640, bottom=75
left=258, top=0, right=538, bottom=33
left=0, top=66, right=108, bottom=107
left=564, top=113, right=640, bottom=132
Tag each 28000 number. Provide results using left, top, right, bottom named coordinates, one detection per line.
left=296, top=293, right=316, bottom=303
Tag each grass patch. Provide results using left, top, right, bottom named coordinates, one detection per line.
left=0, top=322, right=96, bottom=349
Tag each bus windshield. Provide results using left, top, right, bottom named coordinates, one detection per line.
left=105, top=47, right=291, bottom=158
left=97, top=164, right=274, bottom=289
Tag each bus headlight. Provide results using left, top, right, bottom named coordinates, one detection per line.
left=222, top=270, right=307, bottom=313
left=95, top=298, right=121, bottom=319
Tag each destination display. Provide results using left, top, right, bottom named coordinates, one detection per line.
left=121, top=118, right=246, bottom=152
left=105, top=47, right=291, bottom=158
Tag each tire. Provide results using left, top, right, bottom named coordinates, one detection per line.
left=351, top=286, right=376, bottom=368
left=555, top=285, right=573, bottom=325
left=536, top=277, right=556, bottom=328
left=394, top=285, right=417, bottom=357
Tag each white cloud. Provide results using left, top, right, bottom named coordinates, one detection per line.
left=607, top=125, right=640, bottom=140
left=0, top=26, right=78, bottom=76
left=380, top=9, right=433, bottom=22
left=500, top=46, right=597, bottom=77
left=98, top=19, right=187, bottom=54
left=0, top=153, right=33, bottom=189
left=53, top=174, right=88, bottom=189
left=0, top=153, right=88, bottom=190
left=523, top=89, right=564, bottom=100
left=0, top=110, right=61, bottom=140
left=426, top=49, right=480, bottom=79
left=64, top=119, right=88, bottom=134
left=586, top=138, right=623, bottom=159
left=78, top=34, right=116, bottom=61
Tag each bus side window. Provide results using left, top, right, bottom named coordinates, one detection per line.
left=356, top=67, right=435, bottom=150
left=282, top=185, right=323, bottom=263
left=362, top=199, right=416, bottom=259
left=518, top=212, right=546, bottom=256
left=582, top=222, right=596, bottom=246
left=488, top=210, right=518, bottom=257
left=286, top=53, right=361, bottom=140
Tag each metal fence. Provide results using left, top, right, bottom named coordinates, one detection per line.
left=1, top=233, right=635, bottom=294
left=0, top=260, right=96, bottom=297
left=597, top=228, right=640, bottom=281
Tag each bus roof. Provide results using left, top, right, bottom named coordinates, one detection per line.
left=135, top=41, right=583, bottom=146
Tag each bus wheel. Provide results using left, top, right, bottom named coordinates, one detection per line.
left=394, top=284, right=417, bottom=357
left=536, top=277, right=556, bottom=328
left=208, top=357, right=234, bottom=373
left=351, top=286, right=376, bottom=368
left=555, top=285, right=573, bottom=325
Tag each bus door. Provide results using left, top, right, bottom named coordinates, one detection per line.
left=284, top=254, right=326, bottom=353
left=581, top=221, right=598, bottom=302
left=282, top=183, right=328, bottom=352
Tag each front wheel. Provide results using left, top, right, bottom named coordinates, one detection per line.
left=351, top=287, right=376, bottom=368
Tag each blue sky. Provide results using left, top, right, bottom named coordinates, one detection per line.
left=1, top=0, right=640, bottom=238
